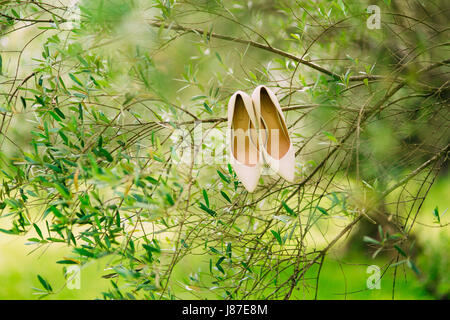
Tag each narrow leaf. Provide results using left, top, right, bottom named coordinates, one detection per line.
left=271, top=230, right=283, bottom=245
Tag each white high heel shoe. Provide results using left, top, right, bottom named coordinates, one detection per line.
left=228, top=91, right=262, bottom=192
left=251, top=85, right=295, bottom=182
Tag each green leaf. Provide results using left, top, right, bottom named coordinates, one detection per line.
left=378, top=225, right=384, bottom=240
left=220, top=191, right=231, bottom=203
left=11, top=9, right=20, bottom=19
left=209, top=247, right=222, bottom=255
left=77, top=55, right=89, bottom=68
left=45, top=163, right=62, bottom=173
left=202, top=189, right=209, bottom=207
left=164, top=192, right=175, bottom=206
left=0, top=228, right=17, bottom=235
left=316, top=206, right=329, bottom=215
left=215, top=52, right=223, bottom=63
left=37, top=275, right=53, bottom=292
left=46, top=237, right=66, bottom=243
left=407, top=259, right=420, bottom=275
left=363, top=236, right=381, bottom=245
left=217, top=170, right=230, bottom=184
left=199, top=202, right=216, bottom=217
left=394, top=245, right=407, bottom=257
left=35, top=95, right=46, bottom=106
left=54, top=107, right=66, bottom=119
left=33, top=223, right=43, bottom=239
left=241, top=262, right=252, bottom=273
left=271, top=230, right=283, bottom=245
left=99, top=148, right=113, bottom=162
left=20, top=96, right=27, bottom=109
left=226, top=242, right=232, bottom=259
left=322, top=131, right=337, bottom=143
left=282, top=201, right=297, bottom=217
left=433, top=206, right=440, bottom=223
left=44, top=205, right=63, bottom=219
left=49, top=111, right=62, bottom=122
left=59, top=130, right=69, bottom=144
left=216, top=257, right=225, bottom=274
left=290, top=33, right=301, bottom=41
left=74, top=247, right=94, bottom=258
left=69, top=73, right=83, bottom=86
left=143, top=243, right=161, bottom=254
left=54, top=182, right=71, bottom=199
left=4, top=198, right=21, bottom=209
left=56, top=260, right=79, bottom=265
left=203, top=102, right=213, bottom=114
left=388, top=233, right=403, bottom=240
left=390, top=260, right=407, bottom=268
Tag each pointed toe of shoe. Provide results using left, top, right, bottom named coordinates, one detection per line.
left=242, top=177, right=259, bottom=193
left=264, top=146, right=296, bottom=183
left=278, top=161, right=295, bottom=183
left=278, top=146, right=295, bottom=182
left=230, top=159, right=260, bottom=192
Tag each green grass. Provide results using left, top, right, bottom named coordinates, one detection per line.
left=169, top=249, right=434, bottom=300
left=308, top=254, right=433, bottom=300
left=0, top=233, right=438, bottom=300
left=0, top=238, right=110, bottom=299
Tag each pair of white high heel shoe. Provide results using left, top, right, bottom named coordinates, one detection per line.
left=228, top=85, right=295, bottom=192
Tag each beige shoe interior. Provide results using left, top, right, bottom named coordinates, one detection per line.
left=260, top=88, right=290, bottom=160
left=232, top=95, right=259, bottom=166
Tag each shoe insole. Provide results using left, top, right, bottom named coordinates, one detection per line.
left=260, top=88, right=290, bottom=160
left=232, top=96, right=259, bottom=166
left=250, top=119, right=265, bottom=152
